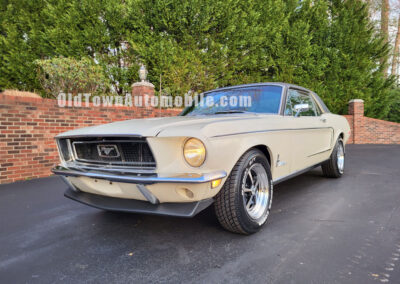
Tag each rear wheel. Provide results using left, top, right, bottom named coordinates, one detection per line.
left=214, top=149, right=273, bottom=234
left=322, top=137, right=345, bottom=178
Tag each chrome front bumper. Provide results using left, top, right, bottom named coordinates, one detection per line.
left=53, top=165, right=226, bottom=216
left=51, top=165, right=227, bottom=185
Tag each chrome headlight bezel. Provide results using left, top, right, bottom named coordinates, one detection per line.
left=183, top=138, right=206, bottom=167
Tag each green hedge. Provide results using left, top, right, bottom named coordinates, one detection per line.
left=0, top=0, right=398, bottom=121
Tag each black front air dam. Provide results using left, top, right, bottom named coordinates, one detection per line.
left=64, top=188, right=213, bottom=218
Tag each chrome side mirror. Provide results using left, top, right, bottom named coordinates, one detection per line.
left=293, top=103, right=310, bottom=117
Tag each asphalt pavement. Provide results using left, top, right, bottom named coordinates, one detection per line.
left=0, top=145, right=400, bottom=283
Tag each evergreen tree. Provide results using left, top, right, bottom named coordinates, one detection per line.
left=0, top=0, right=396, bottom=120
left=321, top=0, right=393, bottom=117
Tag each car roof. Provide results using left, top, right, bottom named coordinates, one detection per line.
left=203, top=82, right=311, bottom=94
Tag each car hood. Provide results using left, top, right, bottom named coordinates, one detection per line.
left=56, top=114, right=281, bottom=138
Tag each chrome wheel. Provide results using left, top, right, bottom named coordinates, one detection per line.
left=241, top=163, right=270, bottom=220
left=337, top=142, right=345, bottom=174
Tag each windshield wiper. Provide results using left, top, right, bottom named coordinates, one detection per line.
left=213, top=110, right=249, bottom=114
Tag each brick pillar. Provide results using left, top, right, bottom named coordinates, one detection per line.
left=131, top=81, right=155, bottom=97
left=131, top=81, right=155, bottom=116
left=348, top=99, right=364, bottom=144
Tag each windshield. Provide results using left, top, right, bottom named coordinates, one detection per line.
left=181, top=85, right=283, bottom=116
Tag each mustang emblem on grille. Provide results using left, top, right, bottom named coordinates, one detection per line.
left=97, top=144, right=120, bottom=158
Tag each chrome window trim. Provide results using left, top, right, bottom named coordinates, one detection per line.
left=202, top=82, right=287, bottom=94
left=311, top=92, right=330, bottom=113
left=309, top=92, right=323, bottom=116
left=278, top=85, right=286, bottom=116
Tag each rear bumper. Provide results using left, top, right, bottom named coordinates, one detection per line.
left=64, top=187, right=213, bottom=217
left=52, top=165, right=227, bottom=185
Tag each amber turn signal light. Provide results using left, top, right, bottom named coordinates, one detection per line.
left=211, top=178, right=222, bottom=188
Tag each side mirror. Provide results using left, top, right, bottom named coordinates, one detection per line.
left=293, top=103, right=310, bottom=117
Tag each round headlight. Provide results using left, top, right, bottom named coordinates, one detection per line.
left=183, top=138, right=206, bottom=167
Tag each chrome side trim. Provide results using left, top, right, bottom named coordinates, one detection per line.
left=52, top=165, right=227, bottom=185
left=273, top=159, right=328, bottom=185
left=307, top=148, right=332, bottom=158
left=210, top=127, right=334, bottom=138
left=136, top=184, right=159, bottom=204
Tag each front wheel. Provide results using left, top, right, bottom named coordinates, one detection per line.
left=321, top=137, right=345, bottom=178
left=214, top=149, right=273, bottom=234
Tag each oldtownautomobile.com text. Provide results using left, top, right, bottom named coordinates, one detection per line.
left=57, top=93, right=252, bottom=108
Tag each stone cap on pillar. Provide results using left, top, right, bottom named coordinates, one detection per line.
left=349, top=99, right=364, bottom=103
left=131, top=81, right=155, bottom=97
left=132, top=81, right=155, bottom=88
left=348, top=99, right=364, bottom=116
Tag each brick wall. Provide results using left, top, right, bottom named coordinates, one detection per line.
left=0, top=91, right=180, bottom=184
left=345, top=99, right=400, bottom=144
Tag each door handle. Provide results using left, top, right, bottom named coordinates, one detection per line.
left=320, top=118, right=327, bottom=123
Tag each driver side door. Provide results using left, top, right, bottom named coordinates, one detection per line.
left=284, top=89, right=333, bottom=172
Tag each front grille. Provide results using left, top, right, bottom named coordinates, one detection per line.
left=65, top=137, right=156, bottom=168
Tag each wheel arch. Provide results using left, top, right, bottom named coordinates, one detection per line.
left=338, top=132, right=345, bottom=153
left=331, top=131, right=344, bottom=150
left=337, top=131, right=345, bottom=147
left=228, top=144, right=273, bottom=177
left=207, top=136, right=275, bottom=183
left=251, top=145, right=272, bottom=167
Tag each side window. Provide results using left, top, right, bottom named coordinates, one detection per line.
left=285, top=89, right=317, bottom=117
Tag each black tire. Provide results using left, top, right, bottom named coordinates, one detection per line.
left=214, top=149, right=273, bottom=234
left=321, top=137, right=345, bottom=178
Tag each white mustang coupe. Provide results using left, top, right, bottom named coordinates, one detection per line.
left=53, top=83, right=350, bottom=234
